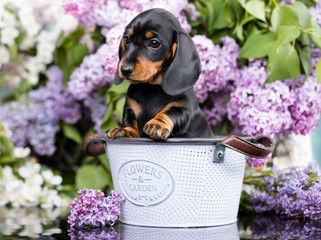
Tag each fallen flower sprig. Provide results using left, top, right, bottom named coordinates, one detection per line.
left=68, top=188, right=125, bottom=228
left=250, top=163, right=321, bottom=220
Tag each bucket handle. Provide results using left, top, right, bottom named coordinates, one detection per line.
left=217, top=135, right=275, bottom=159
left=82, top=134, right=275, bottom=158
left=82, top=134, right=107, bottom=156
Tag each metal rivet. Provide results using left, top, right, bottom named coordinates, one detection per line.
left=213, top=145, right=225, bottom=163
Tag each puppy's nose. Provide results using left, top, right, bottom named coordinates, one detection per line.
left=121, top=65, right=134, bottom=78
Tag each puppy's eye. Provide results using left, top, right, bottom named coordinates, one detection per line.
left=124, top=36, right=130, bottom=45
left=149, top=39, right=160, bottom=48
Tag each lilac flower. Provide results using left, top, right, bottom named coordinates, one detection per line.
left=68, top=188, right=125, bottom=228
left=68, top=44, right=115, bottom=100
left=250, top=163, right=321, bottom=220
left=68, top=227, right=120, bottom=240
left=193, top=35, right=240, bottom=103
left=84, top=94, right=107, bottom=134
left=227, top=60, right=294, bottom=138
left=250, top=214, right=321, bottom=240
left=0, top=66, right=81, bottom=156
left=246, top=154, right=271, bottom=168
left=202, top=92, right=229, bottom=126
left=63, top=0, right=120, bottom=28
left=288, top=75, right=321, bottom=135
left=310, top=0, right=321, bottom=27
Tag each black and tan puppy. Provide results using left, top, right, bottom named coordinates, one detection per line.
left=106, top=8, right=213, bottom=140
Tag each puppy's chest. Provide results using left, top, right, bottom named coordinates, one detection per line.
left=127, top=84, right=175, bottom=120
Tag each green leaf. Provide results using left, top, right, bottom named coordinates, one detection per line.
left=306, top=172, right=321, bottom=182
left=276, top=26, right=300, bottom=45
left=299, top=32, right=311, bottom=46
left=0, top=136, right=14, bottom=158
left=292, top=2, right=310, bottom=28
left=208, top=0, right=230, bottom=30
left=100, top=101, right=119, bottom=131
left=75, top=165, right=110, bottom=190
left=223, top=1, right=234, bottom=24
left=98, top=154, right=110, bottom=171
left=261, top=170, right=278, bottom=179
left=266, top=43, right=300, bottom=83
left=309, top=18, right=321, bottom=49
left=107, top=81, right=130, bottom=101
left=70, top=44, right=89, bottom=66
left=316, top=58, right=321, bottom=83
left=61, top=123, right=82, bottom=145
left=271, top=5, right=299, bottom=32
left=8, top=45, right=17, bottom=59
left=298, top=45, right=312, bottom=77
left=101, top=81, right=129, bottom=131
left=115, top=97, right=126, bottom=121
left=240, top=32, right=276, bottom=58
left=245, top=0, right=266, bottom=22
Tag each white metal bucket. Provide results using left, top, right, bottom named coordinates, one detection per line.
left=104, top=137, right=249, bottom=228
left=119, top=222, right=240, bottom=240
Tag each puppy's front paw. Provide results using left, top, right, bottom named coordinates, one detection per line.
left=106, top=127, right=139, bottom=139
left=143, top=118, right=172, bottom=140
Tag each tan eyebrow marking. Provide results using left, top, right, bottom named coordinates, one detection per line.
left=145, top=31, right=154, bottom=39
left=128, top=29, right=134, bottom=36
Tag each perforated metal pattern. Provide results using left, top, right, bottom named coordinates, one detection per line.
left=106, top=142, right=245, bottom=227
left=119, top=223, right=240, bottom=240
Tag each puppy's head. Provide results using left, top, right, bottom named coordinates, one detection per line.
left=114, top=8, right=201, bottom=96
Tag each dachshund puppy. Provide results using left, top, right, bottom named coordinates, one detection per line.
left=106, top=8, right=213, bottom=140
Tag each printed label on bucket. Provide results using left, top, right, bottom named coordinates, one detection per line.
left=118, top=160, right=174, bottom=206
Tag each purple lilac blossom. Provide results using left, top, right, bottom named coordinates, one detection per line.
left=202, top=92, right=229, bottom=126
left=84, top=94, right=107, bottom=134
left=0, top=66, right=81, bottom=156
left=288, top=75, right=321, bottom=135
left=310, top=0, right=321, bottom=27
left=227, top=60, right=293, bottom=138
left=46, top=66, right=81, bottom=124
left=250, top=163, right=321, bottom=220
left=193, top=35, right=240, bottom=102
left=68, top=227, right=120, bottom=240
left=246, top=152, right=272, bottom=167
left=63, top=0, right=120, bottom=28
left=68, top=44, right=115, bottom=100
left=250, top=214, right=321, bottom=240
left=68, top=188, right=125, bottom=228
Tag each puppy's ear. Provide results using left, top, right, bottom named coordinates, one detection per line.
left=162, top=32, right=201, bottom=96
left=114, top=39, right=125, bottom=85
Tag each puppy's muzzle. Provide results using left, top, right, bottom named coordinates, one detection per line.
left=121, top=65, right=134, bottom=78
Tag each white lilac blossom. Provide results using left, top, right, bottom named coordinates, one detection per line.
left=0, top=161, right=68, bottom=208
left=0, top=1, right=57, bottom=87
left=0, top=66, right=81, bottom=156
left=0, top=207, right=68, bottom=238
left=250, top=163, right=321, bottom=220
left=68, top=188, right=125, bottom=228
